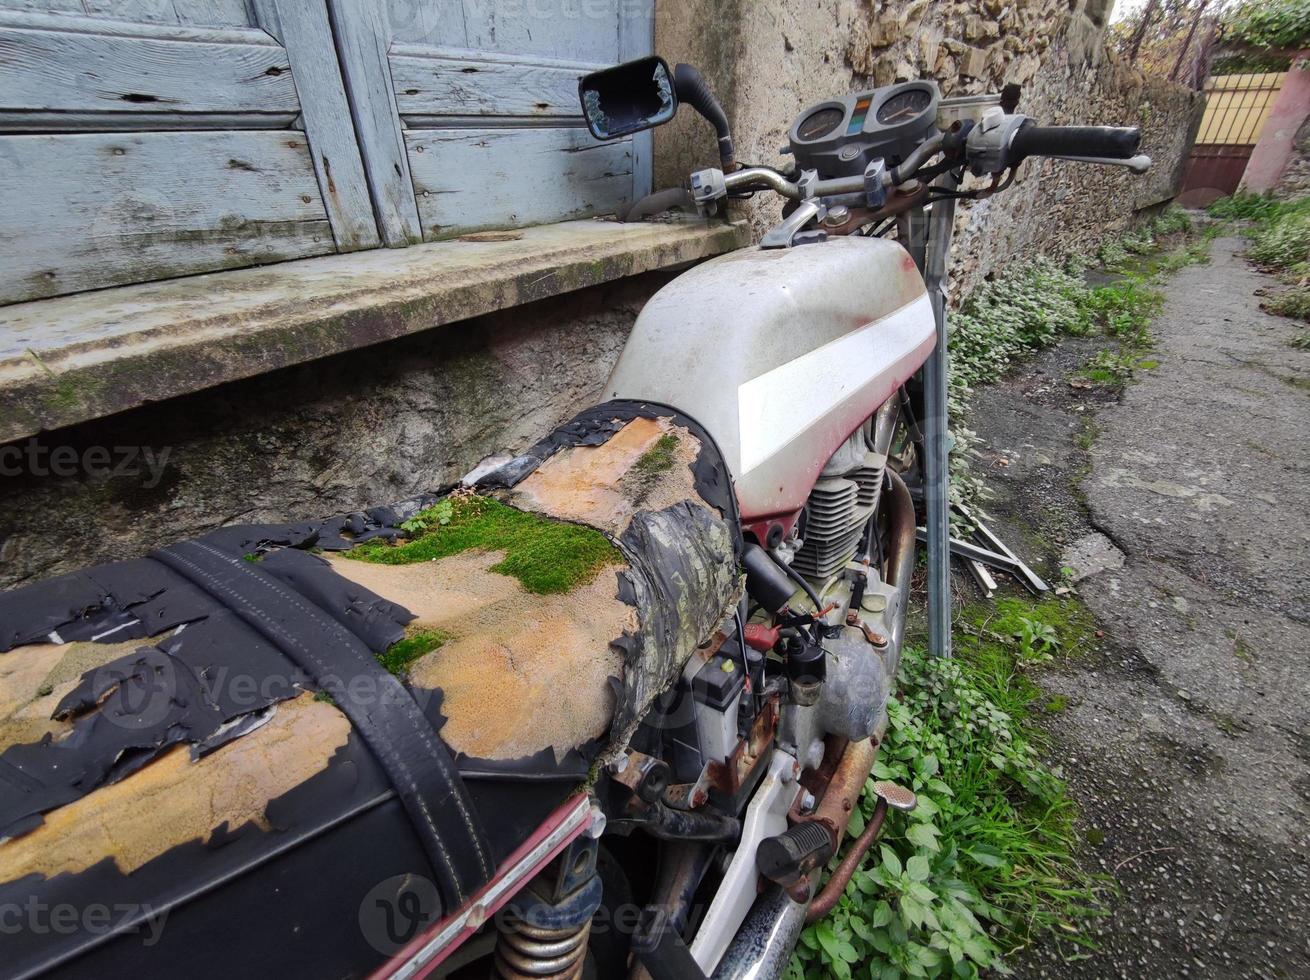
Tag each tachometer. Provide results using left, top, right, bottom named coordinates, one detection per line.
left=876, top=88, right=932, bottom=125
left=796, top=106, right=845, bottom=141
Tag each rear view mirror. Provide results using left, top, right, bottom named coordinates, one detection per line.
left=579, top=56, right=677, bottom=140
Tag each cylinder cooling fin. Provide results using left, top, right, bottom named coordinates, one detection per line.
left=792, top=451, right=887, bottom=582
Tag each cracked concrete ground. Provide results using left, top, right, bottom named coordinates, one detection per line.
left=965, top=238, right=1310, bottom=978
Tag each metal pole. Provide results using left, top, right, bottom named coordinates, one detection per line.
left=921, top=178, right=958, bottom=658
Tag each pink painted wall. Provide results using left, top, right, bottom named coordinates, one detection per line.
left=1241, top=52, right=1310, bottom=193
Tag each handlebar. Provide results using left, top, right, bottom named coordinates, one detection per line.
left=1010, top=124, right=1140, bottom=162
left=720, top=134, right=947, bottom=202
left=623, top=113, right=1151, bottom=223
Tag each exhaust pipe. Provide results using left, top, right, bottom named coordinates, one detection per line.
left=710, top=886, right=809, bottom=980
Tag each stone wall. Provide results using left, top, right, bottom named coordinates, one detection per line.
left=1272, top=56, right=1310, bottom=198
left=655, top=0, right=1204, bottom=294
left=1276, top=111, right=1310, bottom=197
left=0, top=273, right=668, bottom=589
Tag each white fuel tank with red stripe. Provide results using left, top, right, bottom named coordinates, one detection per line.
left=606, top=235, right=935, bottom=521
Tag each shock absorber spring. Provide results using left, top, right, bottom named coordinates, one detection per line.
left=492, top=914, right=592, bottom=979
left=492, top=840, right=603, bottom=980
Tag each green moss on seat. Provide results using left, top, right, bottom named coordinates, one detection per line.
left=634, top=433, right=679, bottom=475
left=377, top=629, right=449, bottom=677
left=345, top=494, right=623, bottom=594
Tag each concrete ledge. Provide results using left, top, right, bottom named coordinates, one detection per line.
left=0, top=218, right=748, bottom=443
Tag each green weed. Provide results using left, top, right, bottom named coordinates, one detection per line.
left=792, top=598, right=1106, bottom=979
left=1080, top=349, right=1139, bottom=386
left=1263, top=285, right=1310, bottom=322
left=1206, top=192, right=1293, bottom=222
left=1208, top=194, right=1310, bottom=272
left=399, top=498, right=453, bottom=535
left=1043, top=694, right=1069, bottom=714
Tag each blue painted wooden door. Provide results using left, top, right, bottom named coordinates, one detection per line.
left=328, top=0, right=655, bottom=244
left=0, top=0, right=380, bottom=305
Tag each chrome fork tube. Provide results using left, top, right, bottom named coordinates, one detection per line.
left=922, top=178, right=959, bottom=658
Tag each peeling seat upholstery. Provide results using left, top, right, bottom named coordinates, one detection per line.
left=0, top=401, right=741, bottom=980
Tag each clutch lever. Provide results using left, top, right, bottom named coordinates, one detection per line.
left=1046, top=153, right=1153, bottom=174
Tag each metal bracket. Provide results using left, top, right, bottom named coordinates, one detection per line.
left=760, top=199, right=825, bottom=249
left=863, top=158, right=888, bottom=208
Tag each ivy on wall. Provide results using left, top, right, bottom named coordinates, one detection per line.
left=1223, top=0, right=1310, bottom=51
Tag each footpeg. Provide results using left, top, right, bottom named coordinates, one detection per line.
left=873, top=780, right=917, bottom=812
left=756, top=821, right=834, bottom=888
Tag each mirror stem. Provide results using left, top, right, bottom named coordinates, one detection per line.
left=673, top=63, right=736, bottom=171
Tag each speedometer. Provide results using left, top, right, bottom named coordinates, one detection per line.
left=876, top=88, right=932, bottom=124
left=796, top=106, right=845, bottom=141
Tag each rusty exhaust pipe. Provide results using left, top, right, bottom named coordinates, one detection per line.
left=804, top=799, right=888, bottom=924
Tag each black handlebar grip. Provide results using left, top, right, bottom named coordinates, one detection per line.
left=1010, top=124, right=1141, bottom=160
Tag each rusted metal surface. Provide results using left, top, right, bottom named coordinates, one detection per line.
left=845, top=611, right=889, bottom=648
left=821, top=183, right=931, bottom=236
left=0, top=220, right=748, bottom=444
left=493, top=917, right=591, bottom=979
left=705, top=695, right=779, bottom=796
left=795, top=736, right=878, bottom=845
left=804, top=798, right=889, bottom=925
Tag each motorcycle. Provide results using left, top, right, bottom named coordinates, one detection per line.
left=0, top=56, right=1148, bottom=980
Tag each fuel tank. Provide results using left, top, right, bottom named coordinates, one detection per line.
left=607, top=235, right=934, bottom=522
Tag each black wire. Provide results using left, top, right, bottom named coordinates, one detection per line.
left=734, top=607, right=762, bottom=715
left=863, top=217, right=897, bottom=239
left=771, top=548, right=822, bottom=611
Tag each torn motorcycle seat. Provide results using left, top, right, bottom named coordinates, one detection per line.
left=0, top=401, right=741, bottom=979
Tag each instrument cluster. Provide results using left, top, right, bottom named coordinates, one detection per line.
left=787, top=81, right=940, bottom=178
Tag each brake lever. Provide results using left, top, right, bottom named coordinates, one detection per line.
left=1045, top=153, right=1153, bottom=174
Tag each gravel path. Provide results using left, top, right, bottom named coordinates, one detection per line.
left=965, top=237, right=1310, bottom=979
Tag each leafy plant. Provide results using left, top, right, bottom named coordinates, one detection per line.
left=791, top=598, right=1106, bottom=979
left=942, top=224, right=1198, bottom=525
left=1262, top=285, right=1310, bottom=322
left=1224, top=0, right=1310, bottom=49
left=399, top=498, right=454, bottom=535
left=1081, top=348, right=1140, bottom=385
left=1248, top=207, right=1310, bottom=271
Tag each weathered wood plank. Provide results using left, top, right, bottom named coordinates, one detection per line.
left=328, top=0, right=422, bottom=246
left=382, top=0, right=457, bottom=47
left=456, top=0, right=620, bottom=62
left=390, top=46, right=603, bottom=119
left=171, top=0, right=254, bottom=27
left=81, top=0, right=180, bottom=23
left=0, top=21, right=298, bottom=115
left=0, top=0, right=83, bottom=13
left=272, top=0, right=379, bottom=250
left=405, top=128, right=632, bottom=237
left=0, top=9, right=276, bottom=41
left=385, top=1, right=623, bottom=61
left=618, top=0, right=654, bottom=201
left=0, top=109, right=296, bottom=132
left=0, top=131, right=334, bottom=304
left=0, top=220, right=750, bottom=443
